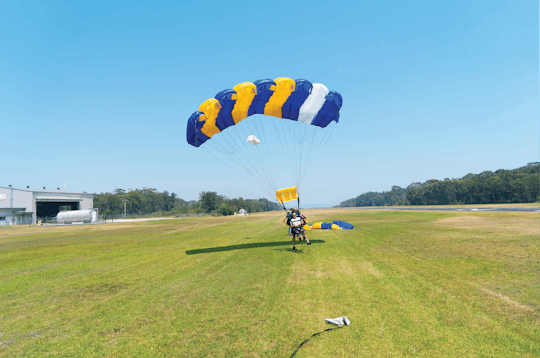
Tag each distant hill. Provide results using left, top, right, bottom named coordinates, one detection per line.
left=337, top=162, right=539, bottom=207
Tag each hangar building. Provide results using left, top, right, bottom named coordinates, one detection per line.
left=0, top=186, right=93, bottom=225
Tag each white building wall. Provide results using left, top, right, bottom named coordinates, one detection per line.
left=80, top=196, right=93, bottom=210
left=0, top=188, right=13, bottom=208
left=0, top=187, right=94, bottom=225
left=12, top=190, right=33, bottom=211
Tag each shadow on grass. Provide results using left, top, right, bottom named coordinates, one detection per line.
left=186, top=239, right=325, bottom=255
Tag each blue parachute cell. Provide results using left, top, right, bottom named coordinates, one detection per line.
left=333, top=220, right=354, bottom=229
left=214, top=89, right=237, bottom=131
left=248, top=79, right=276, bottom=116
left=282, top=79, right=312, bottom=121
left=311, top=91, right=343, bottom=128
left=186, top=111, right=210, bottom=147
left=321, top=222, right=333, bottom=229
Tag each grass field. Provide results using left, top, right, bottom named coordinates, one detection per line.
left=1, top=209, right=538, bottom=357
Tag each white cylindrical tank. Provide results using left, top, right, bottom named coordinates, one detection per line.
left=57, top=209, right=95, bottom=223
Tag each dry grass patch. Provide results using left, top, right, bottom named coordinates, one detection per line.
left=478, top=286, right=534, bottom=312
left=435, top=213, right=539, bottom=236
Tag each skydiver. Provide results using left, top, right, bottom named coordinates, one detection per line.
left=290, top=212, right=310, bottom=252
left=292, top=207, right=308, bottom=240
left=282, top=208, right=294, bottom=236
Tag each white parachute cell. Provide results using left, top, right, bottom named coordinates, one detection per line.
left=247, top=135, right=261, bottom=145
left=298, top=83, right=330, bottom=124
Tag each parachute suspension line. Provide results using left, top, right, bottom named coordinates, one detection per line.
left=300, top=123, right=337, bottom=190
left=270, top=116, right=298, bottom=187
left=215, top=147, right=276, bottom=198
left=203, top=134, right=234, bottom=155
left=211, top=124, right=280, bottom=198
left=278, top=118, right=297, bottom=186
left=244, top=115, right=280, bottom=192
left=297, top=124, right=320, bottom=190
left=197, top=115, right=338, bottom=207
left=290, top=119, right=302, bottom=187
left=297, top=121, right=314, bottom=189
left=252, top=115, right=279, bottom=191
left=299, top=124, right=332, bottom=184
left=241, top=116, right=281, bottom=197
left=210, top=134, right=274, bottom=192
left=201, top=147, right=276, bottom=200
left=276, top=117, right=297, bottom=186
left=299, top=127, right=331, bottom=190
left=228, top=118, right=278, bottom=193
left=293, top=121, right=302, bottom=187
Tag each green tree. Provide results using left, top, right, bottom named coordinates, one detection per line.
left=199, top=191, right=222, bottom=213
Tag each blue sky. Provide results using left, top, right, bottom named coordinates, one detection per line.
left=1, top=0, right=538, bottom=205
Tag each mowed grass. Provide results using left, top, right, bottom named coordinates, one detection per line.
left=0, top=209, right=538, bottom=357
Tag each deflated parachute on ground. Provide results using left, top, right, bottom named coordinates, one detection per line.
left=187, top=77, right=343, bottom=147
left=305, top=220, right=354, bottom=230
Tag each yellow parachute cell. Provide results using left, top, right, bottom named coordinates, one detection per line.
left=264, top=77, right=296, bottom=118
left=232, top=82, right=257, bottom=124
left=331, top=224, right=342, bottom=229
left=199, top=98, right=222, bottom=138
left=311, top=222, right=322, bottom=229
left=275, top=186, right=298, bottom=203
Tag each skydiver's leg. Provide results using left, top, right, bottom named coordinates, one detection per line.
left=304, top=232, right=310, bottom=245
left=292, top=232, right=296, bottom=251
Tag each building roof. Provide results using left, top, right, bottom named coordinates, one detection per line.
left=0, top=186, right=92, bottom=196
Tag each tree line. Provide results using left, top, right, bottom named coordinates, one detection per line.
left=337, top=162, right=540, bottom=207
left=93, top=188, right=281, bottom=219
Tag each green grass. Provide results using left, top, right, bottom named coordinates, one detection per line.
left=0, top=210, right=538, bottom=357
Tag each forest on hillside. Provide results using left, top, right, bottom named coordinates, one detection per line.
left=93, top=188, right=281, bottom=219
left=337, top=162, right=539, bottom=207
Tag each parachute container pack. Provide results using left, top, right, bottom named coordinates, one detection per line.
left=186, top=78, right=342, bottom=147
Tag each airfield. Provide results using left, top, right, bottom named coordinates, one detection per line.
left=1, top=207, right=538, bottom=357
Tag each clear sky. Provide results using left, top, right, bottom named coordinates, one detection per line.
left=1, top=0, right=538, bottom=206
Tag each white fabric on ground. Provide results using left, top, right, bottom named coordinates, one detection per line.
left=325, top=316, right=350, bottom=327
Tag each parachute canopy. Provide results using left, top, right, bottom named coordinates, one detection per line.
left=185, top=77, right=342, bottom=204
left=187, top=77, right=342, bottom=147
left=276, top=186, right=298, bottom=203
